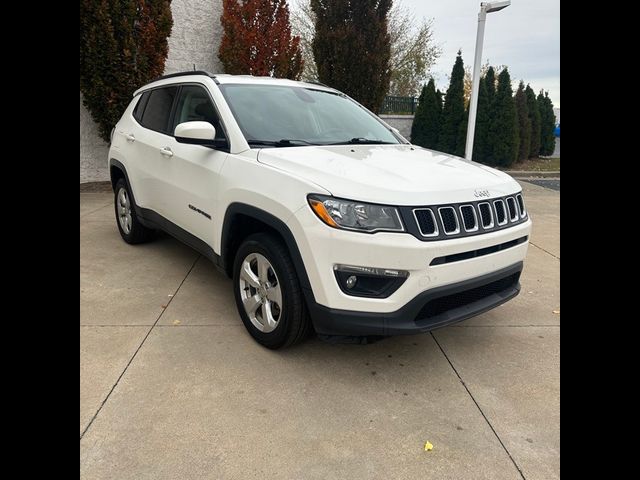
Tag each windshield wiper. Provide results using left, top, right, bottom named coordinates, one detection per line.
left=328, top=137, right=395, bottom=145
left=247, top=139, right=317, bottom=147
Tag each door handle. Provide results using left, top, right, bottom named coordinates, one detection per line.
left=159, top=147, right=173, bottom=157
left=125, top=133, right=135, bottom=142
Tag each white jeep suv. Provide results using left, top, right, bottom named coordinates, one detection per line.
left=108, top=71, right=531, bottom=349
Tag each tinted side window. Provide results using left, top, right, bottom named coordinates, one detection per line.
left=172, top=85, right=226, bottom=140
left=140, top=87, right=178, bottom=134
left=132, top=92, right=150, bottom=122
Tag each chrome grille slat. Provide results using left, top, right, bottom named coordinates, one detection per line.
left=478, top=202, right=494, bottom=229
left=459, top=205, right=478, bottom=232
left=506, top=197, right=518, bottom=222
left=438, top=207, right=460, bottom=235
left=494, top=199, right=508, bottom=226
left=516, top=193, right=526, bottom=218
left=412, top=208, right=438, bottom=237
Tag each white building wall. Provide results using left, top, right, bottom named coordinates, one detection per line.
left=80, top=0, right=224, bottom=183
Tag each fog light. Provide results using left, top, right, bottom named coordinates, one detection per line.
left=333, top=264, right=409, bottom=298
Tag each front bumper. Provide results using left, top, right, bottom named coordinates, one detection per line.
left=288, top=205, right=531, bottom=335
left=306, top=262, right=522, bottom=336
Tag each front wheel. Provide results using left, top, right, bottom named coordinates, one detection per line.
left=232, top=233, right=311, bottom=349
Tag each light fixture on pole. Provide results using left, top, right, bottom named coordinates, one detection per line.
left=464, top=1, right=511, bottom=161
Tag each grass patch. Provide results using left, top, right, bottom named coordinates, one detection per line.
left=507, top=157, right=560, bottom=171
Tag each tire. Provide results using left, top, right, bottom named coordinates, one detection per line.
left=114, top=178, right=155, bottom=244
left=233, top=233, right=311, bottom=349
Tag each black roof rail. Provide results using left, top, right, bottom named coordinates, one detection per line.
left=306, top=80, right=331, bottom=88
left=151, top=70, right=216, bottom=82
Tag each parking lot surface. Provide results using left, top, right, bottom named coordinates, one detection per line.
left=80, top=180, right=559, bottom=479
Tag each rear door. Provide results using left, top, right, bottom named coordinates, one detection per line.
left=156, top=84, right=230, bottom=247
left=132, top=85, right=179, bottom=215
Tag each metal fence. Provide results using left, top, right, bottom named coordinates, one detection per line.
left=379, top=95, right=418, bottom=114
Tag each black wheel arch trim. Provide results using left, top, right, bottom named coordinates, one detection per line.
left=220, top=203, right=315, bottom=295
left=109, top=159, right=144, bottom=218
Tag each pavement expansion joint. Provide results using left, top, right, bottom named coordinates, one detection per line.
left=431, top=331, right=527, bottom=480
left=80, top=254, right=201, bottom=440
left=529, top=242, right=559, bottom=260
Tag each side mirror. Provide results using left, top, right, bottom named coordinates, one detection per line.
left=174, top=121, right=216, bottom=145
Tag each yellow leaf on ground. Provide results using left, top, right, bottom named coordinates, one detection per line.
left=173, top=320, right=181, bottom=325
left=552, top=310, right=560, bottom=314
left=424, top=441, right=433, bottom=451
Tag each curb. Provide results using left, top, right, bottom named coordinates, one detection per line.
left=504, top=171, right=559, bottom=178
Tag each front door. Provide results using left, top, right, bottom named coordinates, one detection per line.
left=156, top=84, right=229, bottom=248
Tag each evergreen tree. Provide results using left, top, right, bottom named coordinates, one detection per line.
left=411, top=83, right=427, bottom=146
left=219, top=0, right=303, bottom=79
left=538, top=91, right=556, bottom=156
left=485, top=66, right=496, bottom=106
left=438, top=51, right=466, bottom=155
left=411, top=79, right=440, bottom=149
left=471, top=76, right=489, bottom=164
left=455, top=108, right=468, bottom=157
left=487, top=68, right=518, bottom=167
left=311, top=0, right=392, bottom=113
left=80, top=0, right=173, bottom=142
left=514, top=81, right=531, bottom=162
left=525, top=84, right=541, bottom=158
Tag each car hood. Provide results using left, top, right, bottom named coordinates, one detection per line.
left=257, top=144, right=521, bottom=205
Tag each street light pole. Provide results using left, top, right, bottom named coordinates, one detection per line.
left=464, top=1, right=511, bottom=161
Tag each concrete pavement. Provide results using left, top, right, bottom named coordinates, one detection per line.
left=80, top=181, right=559, bottom=479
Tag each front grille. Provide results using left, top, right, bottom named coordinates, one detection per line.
left=416, top=272, right=520, bottom=321
left=494, top=200, right=507, bottom=225
left=413, top=208, right=438, bottom=236
left=506, top=197, right=518, bottom=221
left=404, top=191, right=528, bottom=241
left=438, top=207, right=459, bottom=234
left=459, top=205, right=477, bottom=231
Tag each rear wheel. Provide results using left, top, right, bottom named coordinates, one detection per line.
left=233, top=233, right=311, bottom=349
left=114, top=178, right=155, bottom=244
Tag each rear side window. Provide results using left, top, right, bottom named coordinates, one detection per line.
left=140, top=86, right=178, bottom=134
left=132, top=92, right=150, bottom=122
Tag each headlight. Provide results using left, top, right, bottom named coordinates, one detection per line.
left=308, top=195, right=404, bottom=232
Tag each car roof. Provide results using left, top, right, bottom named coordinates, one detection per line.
left=133, top=71, right=337, bottom=96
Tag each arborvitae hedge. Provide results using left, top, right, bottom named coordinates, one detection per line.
left=514, top=81, right=531, bottom=162
left=311, top=0, right=392, bottom=113
left=538, top=90, right=556, bottom=156
left=80, top=0, right=173, bottom=142
left=471, top=76, right=489, bottom=164
left=410, top=78, right=440, bottom=149
left=486, top=68, right=518, bottom=167
left=525, top=84, right=541, bottom=158
left=438, top=51, right=466, bottom=155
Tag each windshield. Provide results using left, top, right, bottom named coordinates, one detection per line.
left=218, top=84, right=401, bottom=147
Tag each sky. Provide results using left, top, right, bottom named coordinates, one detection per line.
left=403, top=0, right=560, bottom=107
